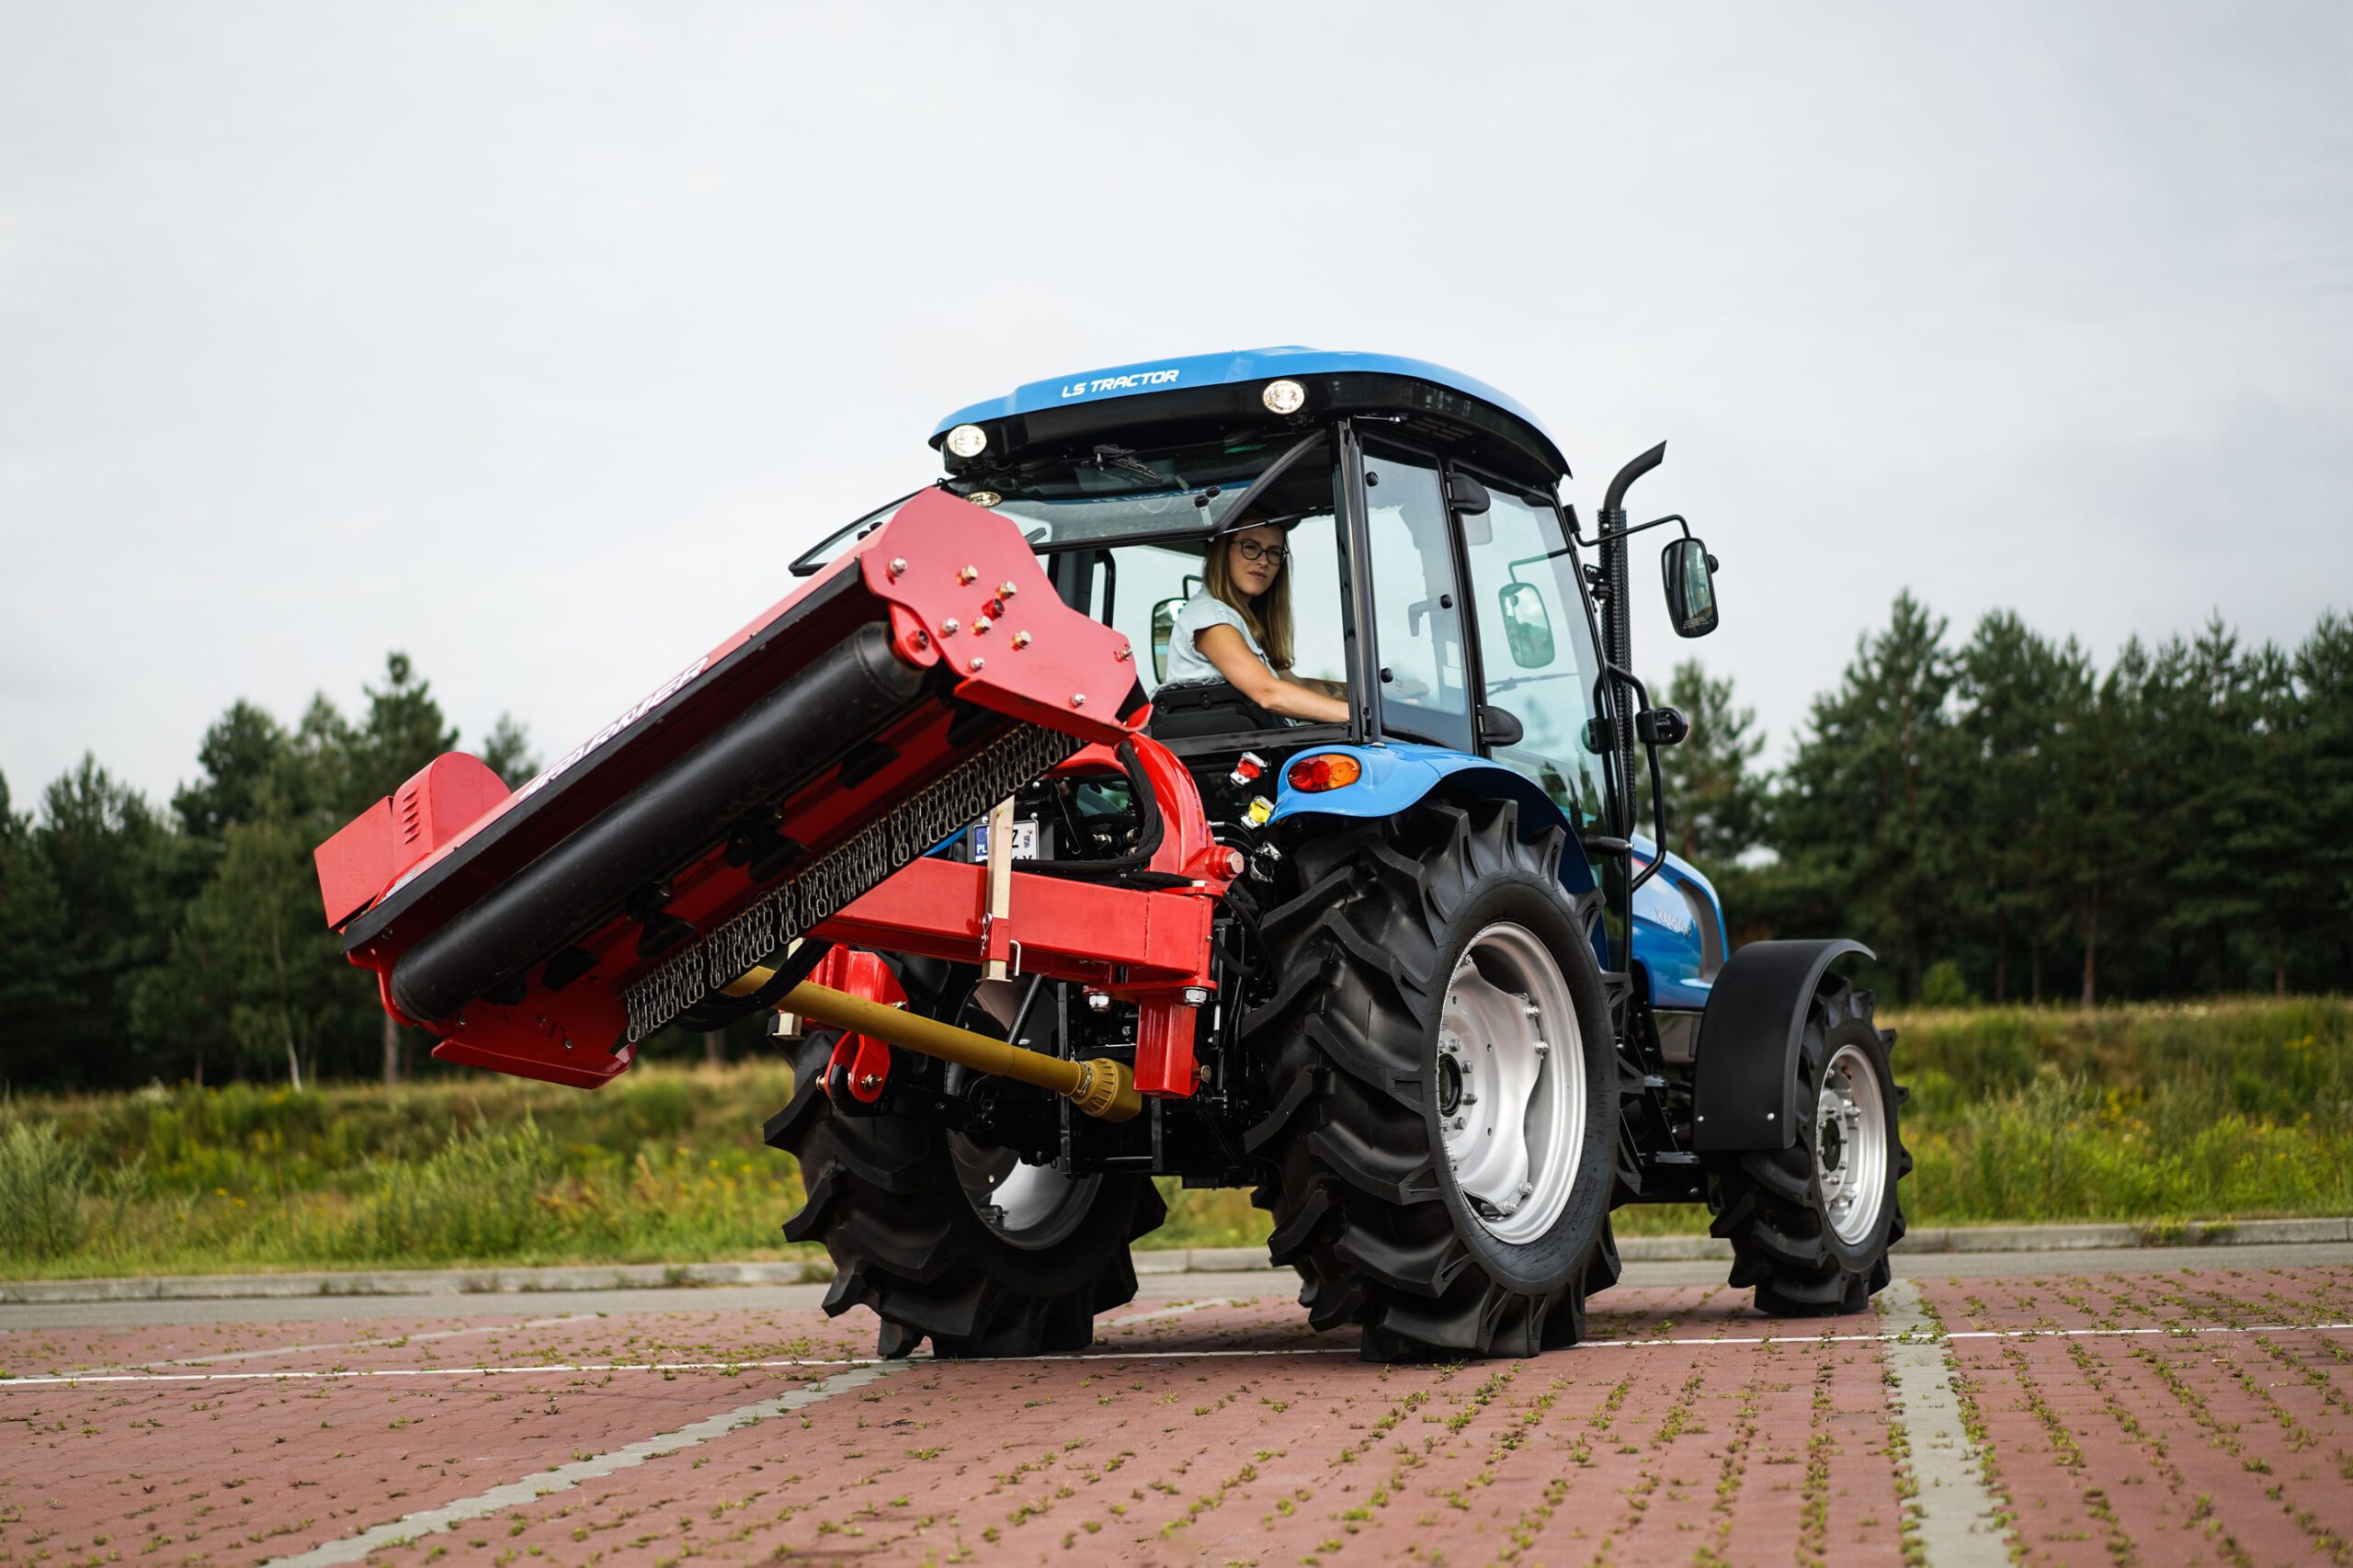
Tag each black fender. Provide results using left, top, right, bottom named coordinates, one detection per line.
left=1688, top=938, right=1872, bottom=1153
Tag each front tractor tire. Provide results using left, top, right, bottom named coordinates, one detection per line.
left=1245, top=799, right=1621, bottom=1362
left=766, top=964, right=1165, bottom=1358
left=1709, top=976, right=1911, bottom=1315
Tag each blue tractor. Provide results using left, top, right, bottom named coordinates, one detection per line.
left=763, top=347, right=1911, bottom=1359
left=323, top=346, right=1910, bottom=1363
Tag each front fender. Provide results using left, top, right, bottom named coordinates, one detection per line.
left=1689, top=938, right=1873, bottom=1153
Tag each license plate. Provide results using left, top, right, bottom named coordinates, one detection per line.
left=974, top=820, right=1040, bottom=861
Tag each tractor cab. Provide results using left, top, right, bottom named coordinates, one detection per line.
left=793, top=348, right=1675, bottom=864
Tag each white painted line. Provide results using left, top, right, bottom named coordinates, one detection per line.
left=1879, top=1278, right=2010, bottom=1568
left=84, top=1312, right=589, bottom=1372
left=1578, top=1318, right=2353, bottom=1350
left=3, top=1316, right=2346, bottom=1389
left=258, top=1360, right=896, bottom=1567
left=0, top=1346, right=1357, bottom=1387
left=1104, top=1297, right=1247, bottom=1326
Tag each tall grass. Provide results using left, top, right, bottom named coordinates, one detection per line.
left=0, top=1120, right=93, bottom=1259
left=2, top=996, right=2346, bottom=1277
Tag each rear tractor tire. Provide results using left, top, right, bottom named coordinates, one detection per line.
left=766, top=961, right=1165, bottom=1358
left=1710, top=975, right=1910, bottom=1315
left=1245, top=798, right=1621, bottom=1362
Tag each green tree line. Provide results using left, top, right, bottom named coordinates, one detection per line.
left=0, top=655, right=538, bottom=1091
left=2, top=598, right=2347, bottom=1092
left=1663, top=597, right=2353, bottom=1007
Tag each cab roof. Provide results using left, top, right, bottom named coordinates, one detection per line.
left=931, top=347, right=1571, bottom=481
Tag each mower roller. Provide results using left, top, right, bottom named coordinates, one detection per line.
left=316, top=347, right=1910, bottom=1360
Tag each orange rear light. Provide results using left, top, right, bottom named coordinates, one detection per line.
left=1286, top=753, right=1362, bottom=792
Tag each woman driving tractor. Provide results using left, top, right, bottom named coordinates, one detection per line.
left=1163, top=514, right=1350, bottom=724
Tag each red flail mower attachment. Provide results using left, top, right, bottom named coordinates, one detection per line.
left=313, top=489, right=1228, bottom=1091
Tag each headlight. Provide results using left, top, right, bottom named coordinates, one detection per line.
left=1260, top=380, right=1306, bottom=415
left=965, top=490, right=1002, bottom=507
left=945, top=424, right=988, bottom=459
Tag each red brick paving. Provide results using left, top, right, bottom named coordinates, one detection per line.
left=0, top=1267, right=2345, bottom=1566
left=1916, top=1268, right=2353, bottom=1568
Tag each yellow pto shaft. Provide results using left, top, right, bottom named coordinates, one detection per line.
left=722, top=967, right=1142, bottom=1122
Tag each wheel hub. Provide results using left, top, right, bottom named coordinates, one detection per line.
left=1437, top=923, right=1585, bottom=1246
left=1813, top=1041, right=1889, bottom=1245
left=949, top=1136, right=1099, bottom=1250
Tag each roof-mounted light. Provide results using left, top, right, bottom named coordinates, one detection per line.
left=1260, top=379, right=1306, bottom=415
left=945, top=424, right=989, bottom=459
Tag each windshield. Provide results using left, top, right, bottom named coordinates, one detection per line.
left=791, top=430, right=1332, bottom=574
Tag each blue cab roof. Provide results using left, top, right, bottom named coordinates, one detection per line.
left=931, top=346, right=1562, bottom=460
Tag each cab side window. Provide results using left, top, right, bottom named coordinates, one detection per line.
left=1360, top=444, right=1472, bottom=750
left=1461, top=485, right=1610, bottom=833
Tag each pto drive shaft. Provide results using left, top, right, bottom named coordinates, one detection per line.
left=725, top=968, right=1142, bottom=1122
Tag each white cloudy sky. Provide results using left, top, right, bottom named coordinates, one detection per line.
left=3, top=3, right=2347, bottom=810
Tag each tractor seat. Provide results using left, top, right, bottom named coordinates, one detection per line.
left=1146, top=680, right=1279, bottom=740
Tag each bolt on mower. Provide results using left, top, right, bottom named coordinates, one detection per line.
left=314, top=347, right=1909, bottom=1362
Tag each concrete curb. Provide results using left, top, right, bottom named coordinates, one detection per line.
left=6, top=1217, right=2346, bottom=1305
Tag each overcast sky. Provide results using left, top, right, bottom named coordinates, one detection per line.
left=4, top=3, right=2347, bottom=812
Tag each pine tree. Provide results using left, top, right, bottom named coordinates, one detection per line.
left=1775, top=592, right=1962, bottom=1001
left=28, top=758, right=171, bottom=1087
left=350, top=653, right=459, bottom=811
left=478, top=714, right=540, bottom=790
left=0, top=772, right=70, bottom=1089
left=2293, top=613, right=2353, bottom=979
left=171, top=700, right=287, bottom=842
left=351, top=654, right=457, bottom=1083
left=2164, top=619, right=2262, bottom=991
left=1657, top=660, right=1769, bottom=876
left=2051, top=646, right=2142, bottom=1008
left=1953, top=613, right=2084, bottom=1002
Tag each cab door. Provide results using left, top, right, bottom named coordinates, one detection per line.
left=1452, top=472, right=1615, bottom=842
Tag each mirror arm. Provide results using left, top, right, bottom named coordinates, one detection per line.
left=1587, top=512, right=1690, bottom=546
left=1601, top=659, right=1671, bottom=896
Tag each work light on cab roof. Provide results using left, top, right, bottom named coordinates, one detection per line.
left=313, top=343, right=1903, bottom=1367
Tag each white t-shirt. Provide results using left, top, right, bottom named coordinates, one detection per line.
left=1163, top=595, right=1267, bottom=687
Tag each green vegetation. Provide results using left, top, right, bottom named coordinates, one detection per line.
left=5, top=603, right=2350, bottom=1099
left=1669, top=602, right=2353, bottom=1006
left=2, top=997, right=2343, bottom=1278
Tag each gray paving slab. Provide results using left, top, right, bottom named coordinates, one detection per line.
left=6, top=1241, right=2345, bottom=1333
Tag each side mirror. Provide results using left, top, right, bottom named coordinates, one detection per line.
left=1662, top=537, right=1719, bottom=637
left=1495, top=582, right=1555, bottom=668
left=1150, top=597, right=1184, bottom=681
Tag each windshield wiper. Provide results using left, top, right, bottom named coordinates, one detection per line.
left=1085, top=444, right=1173, bottom=489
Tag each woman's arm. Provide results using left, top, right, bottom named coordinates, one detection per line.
left=1196, top=624, right=1350, bottom=723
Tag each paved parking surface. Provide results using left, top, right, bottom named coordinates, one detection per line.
left=2, top=1258, right=2347, bottom=1566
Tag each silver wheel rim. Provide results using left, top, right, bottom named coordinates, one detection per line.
left=946, top=980, right=1100, bottom=1250
left=1436, top=922, right=1586, bottom=1246
left=949, top=1135, right=1100, bottom=1251
left=1816, top=1041, right=1889, bottom=1244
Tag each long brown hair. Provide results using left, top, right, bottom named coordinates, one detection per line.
left=1203, top=526, right=1294, bottom=671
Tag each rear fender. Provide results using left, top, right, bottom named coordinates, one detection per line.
left=1689, top=938, right=1872, bottom=1153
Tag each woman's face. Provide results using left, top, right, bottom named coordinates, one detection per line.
left=1225, top=523, right=1286, bottom=598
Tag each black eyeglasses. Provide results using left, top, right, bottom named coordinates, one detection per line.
left=1234, top=539, right=1290, bottom=563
